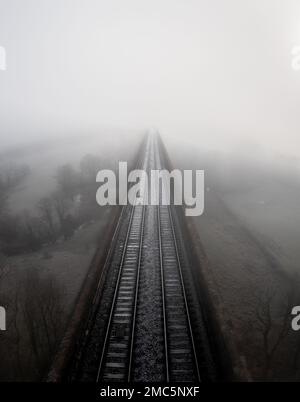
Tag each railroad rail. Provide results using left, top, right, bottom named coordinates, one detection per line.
left=69, top=133, right=216, bottom=383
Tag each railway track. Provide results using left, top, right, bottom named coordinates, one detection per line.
left=155, top=137, right=200, bottom=382
left=70, top=133, right=214, bottom=383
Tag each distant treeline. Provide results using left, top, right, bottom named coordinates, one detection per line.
left=0, top=153, right=115, bottom=256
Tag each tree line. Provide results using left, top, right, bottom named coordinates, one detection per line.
left=0, top=154, right=112, bottom=256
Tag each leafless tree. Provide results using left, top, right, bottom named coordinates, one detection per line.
left=20, top=212, right=43, bottom=252
left=256, top=286, right=294, bottom=378
left=21, top=268, right=66, bottom=378
left=7, top=290, right=23, bottom=378
left=51, top=191, right=69, bottom=227
left=38, top=197, right=56, bottom=242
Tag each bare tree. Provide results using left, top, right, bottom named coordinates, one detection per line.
left=51, top=191, right=69, bottom=227
left=21, top=268, right=66, bottom=378
left=20, top=212, right=43, bottom=252
left=256, top=287, right=294, bottom=378
left=8, top=290, right=23, bottom=378
left=38, top=197, right=56, bottom=242
left=0, top=260, right=14, bottom=380
left=0, top=164, right=30, bottom=255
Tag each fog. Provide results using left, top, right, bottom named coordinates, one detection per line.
left=1, top=0, right=300, bottom=158
left=2, top=1, right=300, bottom=382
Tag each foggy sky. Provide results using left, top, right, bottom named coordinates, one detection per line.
left=1, top=0, right=300, bottom=157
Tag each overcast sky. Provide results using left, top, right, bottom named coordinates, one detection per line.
left=0, top=0, right=300, bottom=156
